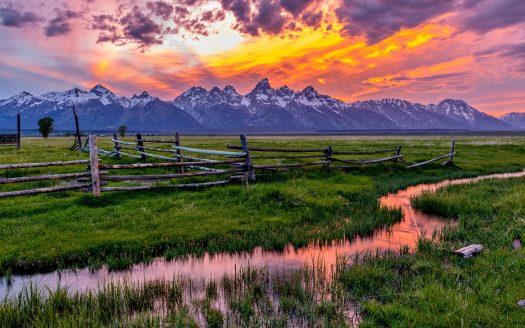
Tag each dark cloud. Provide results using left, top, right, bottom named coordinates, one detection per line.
left=459, top=0, right=525, bottom=34
left=300, top=10, right=322, bottom=29
left=221, top=0, right=321, bottom=36
left=280, top=0, right=315, bottom=16
left=116, top=6, right=165, bottom=47
left=146, top=1, right=174, bottom=20
left=45, top=9, right=81, bottom=37
left=335, top=0, right=454, bottom=44
left=0, top=6, right=43, bottom=28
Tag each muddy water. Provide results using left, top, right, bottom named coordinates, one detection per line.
left=1, top=171, right=524, bottom=298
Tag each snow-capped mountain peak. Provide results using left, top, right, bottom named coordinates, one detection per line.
left=255, top=78, right=271, bottom=89
left=223, top=85, right=240, bottom=98
left=90, top=84, right=112, bottom=95
left=501, top=112, right=525, bottom=129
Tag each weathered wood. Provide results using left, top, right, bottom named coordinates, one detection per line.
left=454, top=244, right=483, bottom=258
left=136, top=133, right=146, bottom=162
left=99, top=159, right=240, bottom=169
left=0, top=183, right=91, bottom=198
left=443, top=140, right=456, bottom=166
left=140, top=139, right=177, bottom=144
left=406, top=152, right=456, bottom=169
left=0, top=172, right=92, bottom=184
left=102, top=169, right=239, bottom=181
left=112, top=133, right=121, bottom=159
left=140, top=145, right=224, bottom=162
left=227, top=145, right=325, bottom=153
left=250, top=154, right=323, bottom=159
left=253, top=161, right=330, bottom=169
left=111, top=139, right=136, bottom=146
left=100, top=180, right=230, bottom=192
left=393, top=145, right=402, bottom=162
left=325, top=145, right=332, bottom=166
left=89, top=135, right=101, bottom=197
left=0, top=160, right=90, bottom=170
left=360, top=155, right=404, bottom=164
left=328, top=155, right=403, bottom=164
left=331, top=148, right=398, bottom=155
left=73, top=109, right=81, bottom=152
left=112, top=150, right=142, bottom=159
left=240, top=134, right=255, bottom=182
left=16, top=113, right=21, bottom=150
left=173, top=145, right=246, bottom=157
left=175, top=132, right=183, bottom=174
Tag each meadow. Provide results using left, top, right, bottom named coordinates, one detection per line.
left=1, top=135, right=525, bottom=326
left=0, top=135, right=524, bottom=276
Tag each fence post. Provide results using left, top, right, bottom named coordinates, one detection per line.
left=113, top=133, right=121, bottom=159
left=136, top=133, right=146, bottom=162
left=73, top=109, right=82, bottom=152
left=175, top=132, right=184, bottom=174
left=89, top=135, right=101, bottom=196
left=393, top=145, right=402, bottom=162
left=240, top=134, right=255, bottom=183
left=16, top=113, right=20, bottom=150
left=325, top=145, right=332, bottom=168
left=444, top=139, right=456, bottom=166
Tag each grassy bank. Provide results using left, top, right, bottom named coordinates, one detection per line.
left=0, top=136, right=524, bottom=275
left=339, top=176, right=525, bottom=327
left=0, top=264, right=352, bottom=327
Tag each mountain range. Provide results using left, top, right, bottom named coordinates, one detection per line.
left=0, top=79, right=521, bottom=132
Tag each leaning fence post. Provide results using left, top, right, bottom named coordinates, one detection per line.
left=393, top=145, right=402, bottom=162
left=136, top=133, right=146, bottom=162
left=16, top=113, right=20, bottom=150
left=240, top=134, right=255, bottom=183
left=89, top=135, right=101, bottom=196
left=113, top=133, right=121, bottom=159
left=175, top=132, right=184, bottom=174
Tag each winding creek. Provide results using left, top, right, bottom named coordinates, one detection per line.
left=1, top=170, right=524, bottom=299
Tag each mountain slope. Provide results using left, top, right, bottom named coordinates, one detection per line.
left=0, top=85, right=201, bottom=131
left=0, top=79, right=515, bottom=132
left=501, top=112, right=525, bottom=129
left=351, top=99, right=470, bottom=130
left=428, top=99, right=514, bottom=130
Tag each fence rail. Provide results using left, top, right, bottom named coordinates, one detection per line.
left=0, top=134, right=457, bottom=198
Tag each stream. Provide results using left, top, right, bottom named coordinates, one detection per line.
left=1, top=170, right=524, bottom=298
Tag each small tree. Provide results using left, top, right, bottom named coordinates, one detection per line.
left=38, top=117, right=54, bottom=139
left=118, top=125, right=128, bottom=137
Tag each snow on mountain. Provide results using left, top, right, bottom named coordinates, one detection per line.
left=125, top=91, right=158, bottom=108
left=428, top=99, right=513, bottom=130
left=350, top=98, right=470, bottom=130
left=0, top=79, right=516, bottom=132
left=501, top=112, right=525, bottom=129
left=0, top=91, right=48, bottom=109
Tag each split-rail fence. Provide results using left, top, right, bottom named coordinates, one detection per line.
left=0, top=134, right=456, bottom=198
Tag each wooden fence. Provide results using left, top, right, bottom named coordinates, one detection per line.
left=0, top=159, right=92, bottom=198
left=0, top=134, right=457, bottom=198
left=86, top=135, right=252, bottom=196
left=0, top=113, right=21, bottom=150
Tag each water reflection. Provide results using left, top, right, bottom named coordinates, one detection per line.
left=1, top=170, right=524, bottom=298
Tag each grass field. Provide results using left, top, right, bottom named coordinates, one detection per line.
left=0, top=135, right=524, bottom=275
left=342, top=176, right=525, bottom=327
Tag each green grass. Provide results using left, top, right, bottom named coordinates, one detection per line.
left=339, top=176, right=525, bottom=327
left=0, top=265, right=351, bottom=327
left=0, top=135, right=524, bottom=274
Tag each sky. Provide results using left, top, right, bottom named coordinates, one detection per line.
left=0, top=0, right=524, bottom=116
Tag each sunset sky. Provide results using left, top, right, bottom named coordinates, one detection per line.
left=0, top=0, right=524, bottom=115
